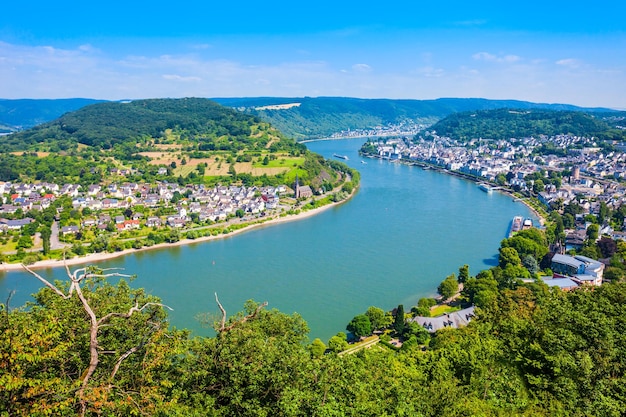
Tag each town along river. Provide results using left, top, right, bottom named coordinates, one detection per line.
left=0, top=139, right=538, bottom=342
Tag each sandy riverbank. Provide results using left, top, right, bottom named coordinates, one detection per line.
left=0, top=197, right=348, bottom=272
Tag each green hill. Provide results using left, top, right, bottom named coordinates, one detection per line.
left=0, top=98, right=104, bottom=132
left=3, top=98, right=299, bottom=152
left=429, top=108, right=626, bottom=142
left=0, top=97, right=617, bottom=141
left=214, top=97, right=615, bottom=140
left=0, top=98, right=351, bottom=189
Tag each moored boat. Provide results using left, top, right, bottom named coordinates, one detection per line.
left=509, top=216, right=523, bottom=237
left=478, top=183, right=493, bottom=193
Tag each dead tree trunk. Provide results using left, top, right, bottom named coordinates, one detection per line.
left=22, top=263, right=171, bottom=417
left=214, top=292, right=268, bottom=333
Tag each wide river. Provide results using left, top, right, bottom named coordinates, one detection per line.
left=0, top=139, right=538, bottom=341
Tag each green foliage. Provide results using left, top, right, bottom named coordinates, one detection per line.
left=393, top=304, right=405, bottom=334
left=499, top=246, right=522, bottom=269
left=214, top=97, right=617, bottom=140
left=346, top=314, right=372, bottom=338
left=437, top=274, right=459, bottom=300
left=364, top=306, right=388, bottom=331
left=462, top=273, right=499, bottom=308
left=501, top=229, right=549, bottom=264
left=6, top=269, right=626, bottom=415
left=431, top=108, right=625, bottom=142
left=0, top=98, right=318, bottom=185
left=458, top=264, right=470, bottom=283
left=327, top=332, right=349, bottom=353
left=309, top=338, right=326, bottom=358
left=587, top=223, right=600, bottom=241
left=414, top=299, right=435, bottom=317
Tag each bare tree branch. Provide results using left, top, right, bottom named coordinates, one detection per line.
left=98, top=302, right=173, bottom=326
left=214, top=292, right=268, bottom=333
left=221, top=301, right=268, bottom=332
left=74, top=284, right=98, bottom=407
left=21, top=262, right=171, bottom=417
left=109, top=346, right=139, bottom=382
left=21, top=264, right=70, bottom=299
left=215, top=292, right=226, bottom=331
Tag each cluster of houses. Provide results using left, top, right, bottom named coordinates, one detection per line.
left=0, top=180, right=290, bottom=235
left=371, top=134, right=620, bottom=184
left=329, top=120, right=425, bottom=140
left=368, top=135, right=626, bottom=240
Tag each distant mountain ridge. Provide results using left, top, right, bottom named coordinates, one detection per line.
left=0, top=96, right=618, bottom=139
left=213, top=97, right=617, bottom=140
left=0, top=98, right=105, bottom=132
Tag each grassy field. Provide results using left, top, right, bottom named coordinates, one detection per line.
left=430, top=304, right=461, bottom=317
left=252, top=156, right=305, bottom=168
left=139, top=149, right=303, bottom=179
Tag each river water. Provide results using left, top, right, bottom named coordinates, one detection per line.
left=0, top=139, right=538, bottom=341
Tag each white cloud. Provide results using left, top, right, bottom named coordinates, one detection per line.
left=416, top=66, right=445, bottom=78
left=473, top=52, right=521, bottom=63
left=0, top=40, right=624, bottom=108
left=162, top=74, right=202, bottom=82
left=352, top=63, right=372, bottom=72
left=556, top=58, right=582, bottom=68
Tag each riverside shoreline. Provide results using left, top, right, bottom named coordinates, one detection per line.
left=0, top=194, right=352, bottom=272
left=362, top=153, right=547, bottom=226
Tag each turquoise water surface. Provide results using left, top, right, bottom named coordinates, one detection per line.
left=0, top=139, right=537, bottom=342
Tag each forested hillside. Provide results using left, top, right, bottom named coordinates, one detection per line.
left=0, top=98, right=104, bottom=133
left=3, top=98, right=292, bottom=152
left=0, top=98, right=339, bottom=190
left=430, top=108, right=626, bottom=142
left=214, top=97, right=615, bottom=140
left=0, top=97, right=616, bottom=140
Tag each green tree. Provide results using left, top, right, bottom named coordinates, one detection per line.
left=403, top=321, right=430, bottom=345
left=598, top=201, right=610, bottom=224
left=40, top=227, right=51, bottom=255
left=522, top=254, right=540, bottom=275
left=309, top=338, right=326, bottom=358
left=499, top=246, right=522, bottom=269
left=16, top=235, right=33, bottom=249
left=438, top=274, right=458, bottom=300
left=458, top=264, right=470, bottom=283
left=347, top=314, right=372, bottom=338
left=2, top=267, right=175, bottom=416
left=365, top=306, right=387, bottom=331
left=414, top=297, right=436, bottom=317
left=328, top=332, right=348, bottom=353
left=586, top=223, right=599, bottom=242
left=462, top=272, right=498, bottom=308
left=393, top=304, right=405, bottom=334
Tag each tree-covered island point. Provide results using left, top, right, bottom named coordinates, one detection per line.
left=4, top=99, right=626, bottom=415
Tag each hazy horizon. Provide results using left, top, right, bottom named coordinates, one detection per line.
left=2, top=1, right=625, bottom=109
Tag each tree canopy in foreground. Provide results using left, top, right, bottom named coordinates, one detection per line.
left=3, top=263, right=626, bottom=416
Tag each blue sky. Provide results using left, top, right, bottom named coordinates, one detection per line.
left=1, top=1, right=625, bottom=108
